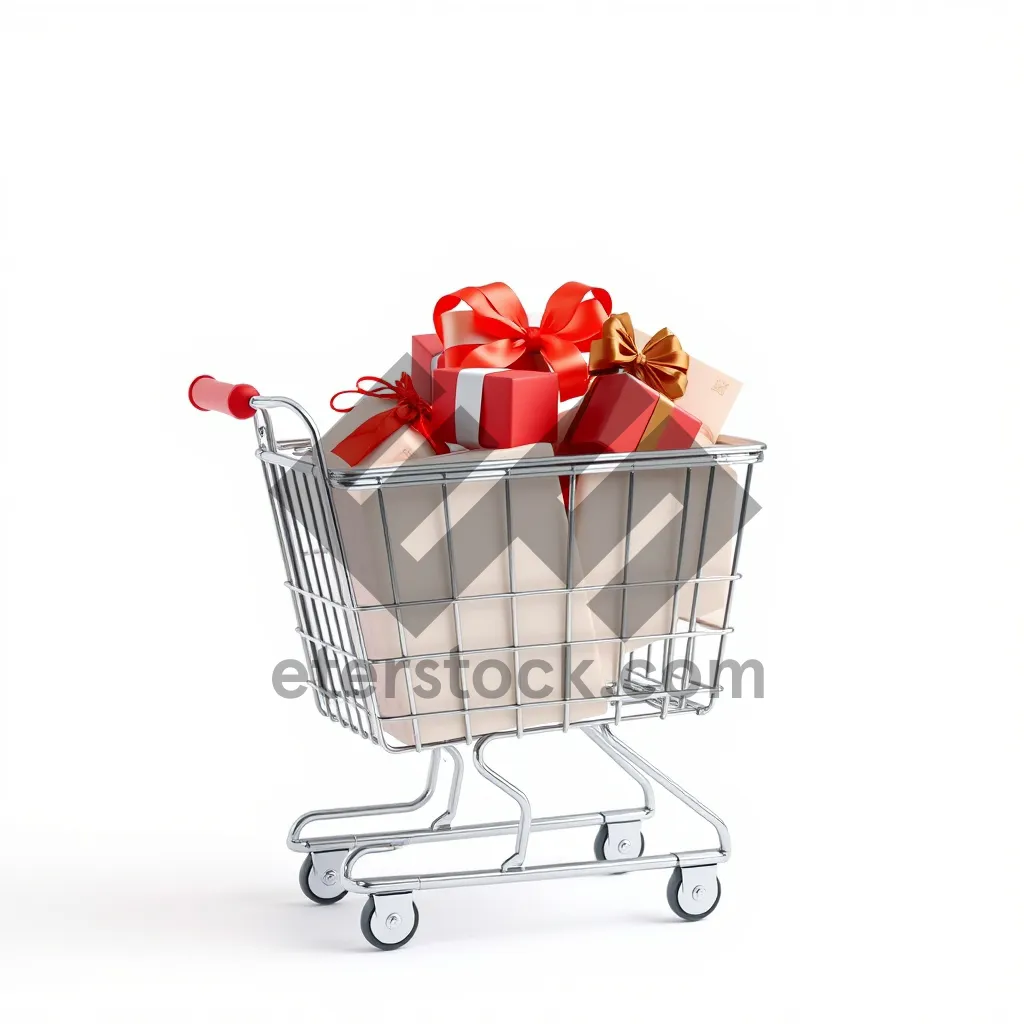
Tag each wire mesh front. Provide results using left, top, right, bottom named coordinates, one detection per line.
left=254, top=399, right=763, bottom=753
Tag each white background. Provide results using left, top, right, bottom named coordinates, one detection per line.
left=1, top=0, right=1022, bottom=1019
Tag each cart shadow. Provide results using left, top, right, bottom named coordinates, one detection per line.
left=294, top=883, right=675, bottom=951
left=41, top=873, right=675, bottom=954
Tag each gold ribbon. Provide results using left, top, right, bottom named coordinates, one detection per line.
left=589, top=312, right=689, bottom=400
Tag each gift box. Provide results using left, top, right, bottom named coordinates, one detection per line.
left=411, top=333, right=444, bottom=404
left=676, top=357, right=742, bottom=444
left=326, top=368, right=448, bottom=470
left=572, top=311, right=743, bottom=450
left=431, top=366, right=559, bottom=449
left=559, top=371, right=703, bottom=456
left=433, top=281, right=611, bottom=401
left=607, top=314, right=741, bottom=445
left=608, top=337, right=743, bottom=446
left=561, top=312, right=700, bottom=455
left=316, top=426, right=613, bottom=745
left=567, top=462, right=748, bottom=649
left=364, top=445, right=613, bottom=746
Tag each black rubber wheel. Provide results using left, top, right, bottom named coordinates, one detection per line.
left=299, top=853, right=348, bottom=906
left=360, top=897, right=420, bottom=951
left=666, top=868, right=721, bottom=921
left=593, top=824, right=645, bottom=863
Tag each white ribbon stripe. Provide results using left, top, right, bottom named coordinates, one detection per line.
left=453, top=367, right=500, bottom=448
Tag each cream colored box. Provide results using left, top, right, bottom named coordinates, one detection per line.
left=323, top=387, right=613, bottom=744
left=678, top=357, right=743, bottom=444
left=569, top=463, right=745, bottom=652
left=628, top=328, right=743, bottom=444
left=366, top=448, right=612, bottom=746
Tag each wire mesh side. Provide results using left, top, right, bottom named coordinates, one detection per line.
left=253, top=422, right=760, bottom=753
left=253, top=399, right=382, bottom=745
left=263, top=460, right=381, bottom=742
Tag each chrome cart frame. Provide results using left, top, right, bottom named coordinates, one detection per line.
left=193, top=379, right=764, bottom=950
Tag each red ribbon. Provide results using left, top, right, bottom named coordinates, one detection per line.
left=432, top=281, right=612, bottom=400
left=330, top=373, right=448, bottom=466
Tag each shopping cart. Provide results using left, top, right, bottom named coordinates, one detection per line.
left=190, top=375, right=765, bottom=950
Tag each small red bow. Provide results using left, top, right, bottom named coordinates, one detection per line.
left=330, top=373, right=448, bottom=466
left=433, top=281, right=611, bottom=400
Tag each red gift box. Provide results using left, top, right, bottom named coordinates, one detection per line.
left=558, top=371, right=703, bottom=456
left=411, top=333, right=445, bottom=403
left=432, top=367, right=559, bottom=449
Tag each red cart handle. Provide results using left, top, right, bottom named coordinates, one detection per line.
left=189, top=375, right=260, bottom=419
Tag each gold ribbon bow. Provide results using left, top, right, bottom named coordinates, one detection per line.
left=589, top=312, right=689, bottom=399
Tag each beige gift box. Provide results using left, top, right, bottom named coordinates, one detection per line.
left=568, top=462, right=746, bottom=652
left=623, top=326, right=742, bottom=445
left=322, top=382, right=612, bottom=745
left=678, top=357, right=743, bottom=444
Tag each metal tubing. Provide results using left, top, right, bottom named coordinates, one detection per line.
left=592, top=725, right=731, bottom=857
left=342, top=848, right=726, bottom=895
left=375, top=486, right=422, bottom=751
left=439, top=478, right=473, bottom=742
left=287, top=748, right=443, bottom=851
left=663, top=467, right=693, bottom=718
left=472, top=734, right=532, bottom=870
left=294, top=673, right=708, bottom=729
left=295, top=624, right=732, bottom=666
left=311, top=805, right=651, bottom=856
left=503, top=471, right=524, bottom=738
left=680, top=465, right=717, bottom=699
left=284, top=573, right=741, bottom=616
left=614, top=469, right=638, bottom=727
left=563, top=471, right=578, bottom=731
left=430, top=746, right=465, bottom=829
left=707, top=462, right=755, bottom=714
left=583, top=724, right=656, bottom=815
left=332, top=725, right=728, bottom=895
left=312, top=439, right=766, bottom=490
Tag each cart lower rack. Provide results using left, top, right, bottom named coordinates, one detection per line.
left=191, top=376, right=764, bottom=949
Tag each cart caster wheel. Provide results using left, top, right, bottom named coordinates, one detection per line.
left=360, top=895, right=419, bottom=951
left=667, top=867, right=721, bottom=921
left=594, top=823, right=645, bottom=864
left=299, top=853, right=348, bottom=906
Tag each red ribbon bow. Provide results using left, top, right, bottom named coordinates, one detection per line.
left=433, top=281, right=612, bottom=400
left=330, top=373, right=448, bottom=466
